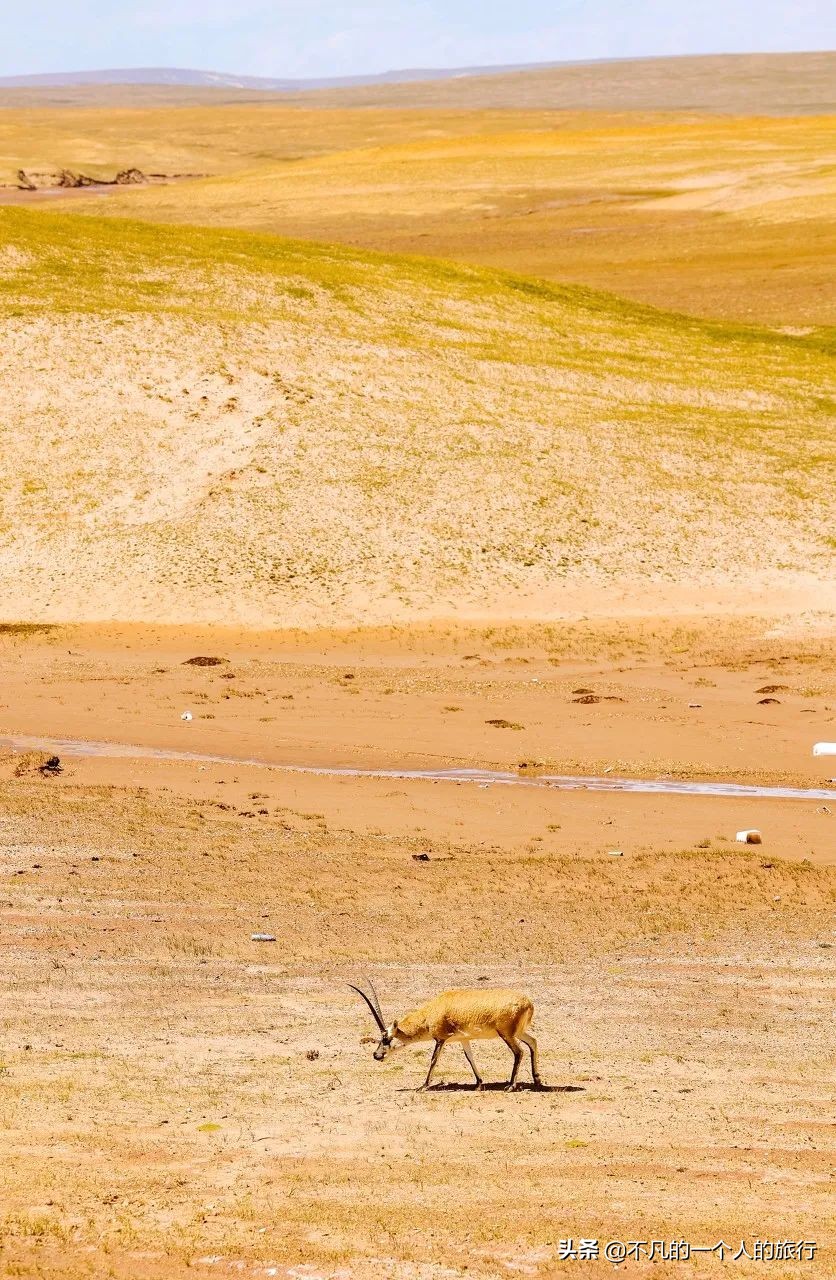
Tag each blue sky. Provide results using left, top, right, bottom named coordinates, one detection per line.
left=1, top=1, right=831, bottom=79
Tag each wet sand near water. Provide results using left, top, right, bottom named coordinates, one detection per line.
left=3, top=732, right=836, bottom=801
left=2, top=616, right=834, bottom=862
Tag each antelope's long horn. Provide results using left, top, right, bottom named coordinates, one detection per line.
left=348, top=983, right=387, bottom=1034
left=365, top=976, right=385, bottom=1025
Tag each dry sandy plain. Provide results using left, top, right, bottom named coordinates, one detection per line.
left=0, top=52, right=834, bottom=1280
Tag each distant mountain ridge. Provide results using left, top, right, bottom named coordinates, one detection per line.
left=0, top=62, right=563, bottom=91
left=1, top=53, right=832, bottom=115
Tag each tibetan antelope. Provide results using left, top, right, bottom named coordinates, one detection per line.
left=349, top=980, right=543, bottom=1091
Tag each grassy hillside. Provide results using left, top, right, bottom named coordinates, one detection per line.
left=50, top=113, right=836, bottom=326
left=0, top=206, right=832, bottom=626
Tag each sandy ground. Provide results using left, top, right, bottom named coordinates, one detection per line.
left=0, top=619, right=833, bottom=1278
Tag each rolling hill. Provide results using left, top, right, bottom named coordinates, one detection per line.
left=49, top=112, right=836, bottom=327
left=0, top=207, right=832, bottom=626
left=293, top=51, right=836, bottom=115
left=0, top=52, right=833, bottom=112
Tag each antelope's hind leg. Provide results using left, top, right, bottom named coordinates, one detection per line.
left=418, top=1039, right=445, bottom=1091
left=519, top=1030, right=543, bottom=1086
left=500, top=1034, right=524, bottom=1091
left=461, top=1041, right=483, bottom=1089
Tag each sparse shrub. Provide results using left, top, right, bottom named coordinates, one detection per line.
left=11, top=750, right=53, bottom=777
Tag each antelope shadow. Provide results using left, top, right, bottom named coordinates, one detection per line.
left=399, top=1081, right=585, bottom=1093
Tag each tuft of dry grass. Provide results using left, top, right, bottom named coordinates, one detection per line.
left=0, top=621, right=56, bottom=636
left=7, top=749, right=53, bottom=777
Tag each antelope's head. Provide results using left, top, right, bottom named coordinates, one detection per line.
left=348, top=980, right=403, bottom=1061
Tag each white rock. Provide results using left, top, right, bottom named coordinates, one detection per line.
left=813, top=742, right=836, bottom=756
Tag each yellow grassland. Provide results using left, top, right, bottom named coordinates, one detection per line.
left=17, top=111, right=832, bottom=326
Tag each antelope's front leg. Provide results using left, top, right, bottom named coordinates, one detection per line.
left=417, top=1039, right=444, bottom=1090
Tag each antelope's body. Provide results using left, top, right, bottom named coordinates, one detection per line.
left=350, top=982, right=542, bottom=1090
